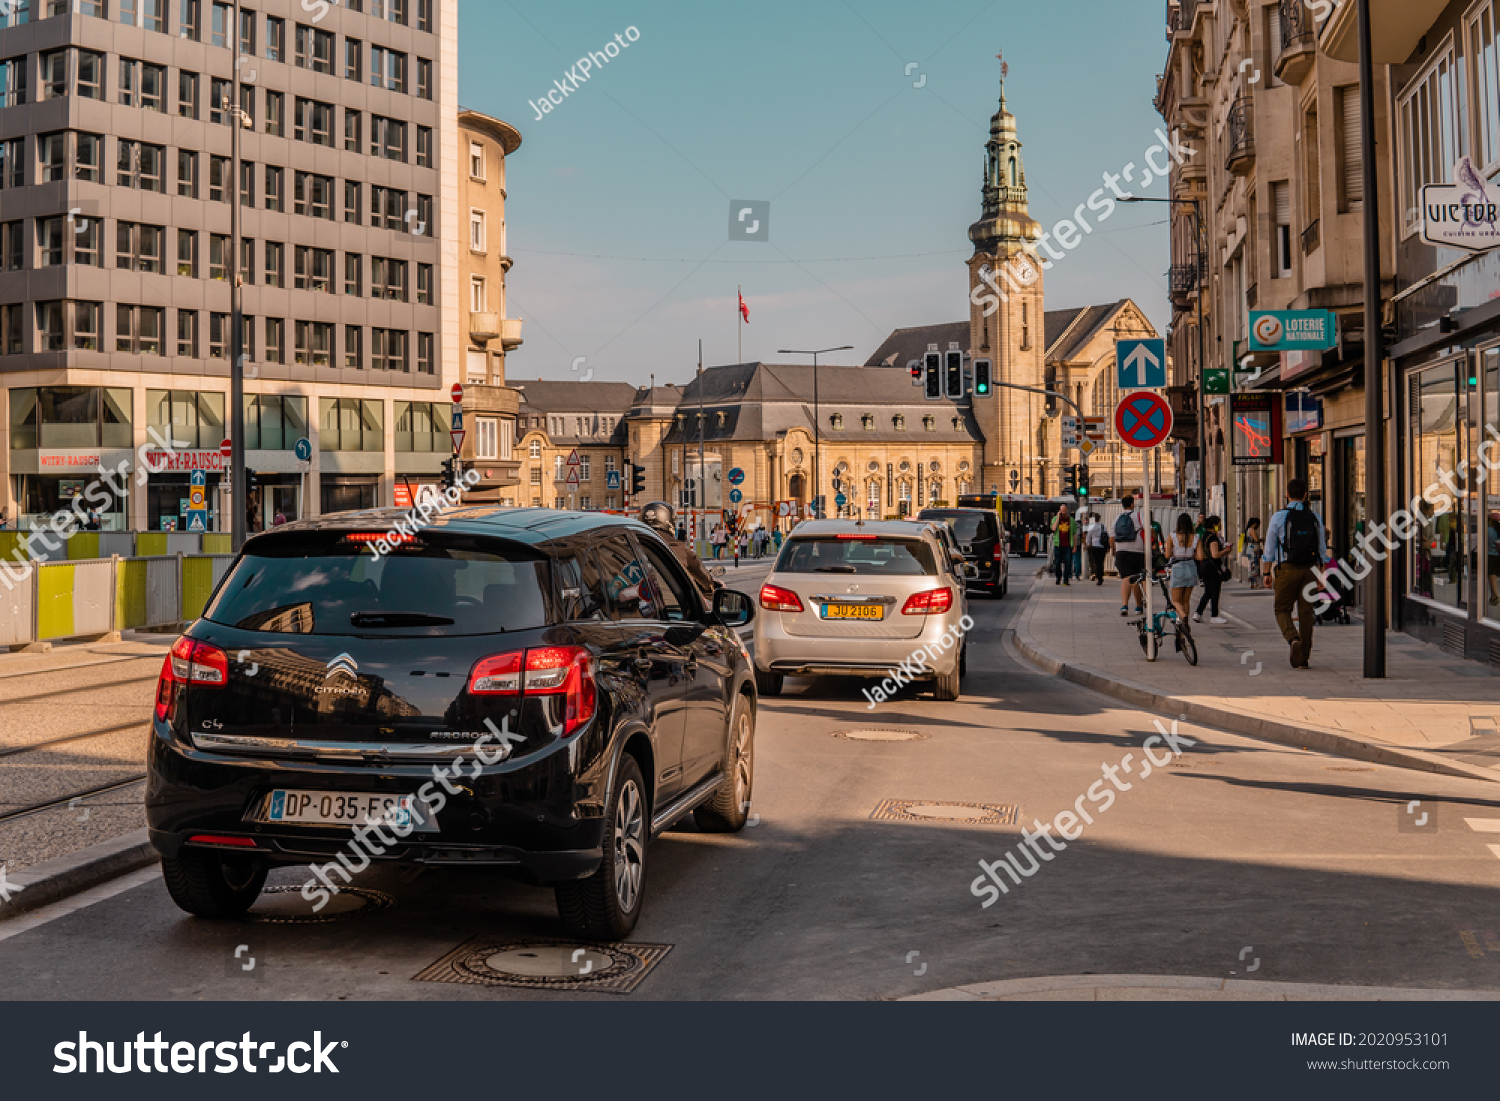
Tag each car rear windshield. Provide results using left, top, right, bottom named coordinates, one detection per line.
left=924, top=511, right=996, bottom=544
left=778, top=536, right=937, bottom=576
left=204, top=532, right=552, bottom=636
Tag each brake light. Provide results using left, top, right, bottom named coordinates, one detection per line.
left=466, top=646, right=597, bottom=736
left=343, top=532, right=415, bottom=545
left=835, top=533, right=878, bottom=540
left=156, top=638, right=228, bottom=722
left=901, top=587, right=954, bottom=615
left=759, top=584, right=805, bottom=612
left=187, top=835, right=259, bottom=848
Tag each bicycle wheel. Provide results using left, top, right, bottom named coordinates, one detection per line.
left=1178, top=625, right=1198, bottom=666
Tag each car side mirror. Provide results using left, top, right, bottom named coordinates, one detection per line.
left=713, top=588, right=755, bottom=628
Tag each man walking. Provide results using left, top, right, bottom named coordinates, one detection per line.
left=1262, top=478, right=1326, bottom=668
left=1086, top=512, right=1108, bottom=585
left=1111, top=495, right=1147, bottom=616
left=1050, top=504, right=1075, bottom=586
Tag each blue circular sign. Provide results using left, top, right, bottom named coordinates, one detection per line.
left=294, top=437, right=313, bottom=461
left=729, top=488, right=743, bottom=504
left=835, top=493, right=847, bottom=507
left=1114, top=392, right=1173, bottom=449
left=728, top=467, right=745, bottom=486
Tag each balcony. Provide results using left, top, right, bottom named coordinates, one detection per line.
left=498, top=317, right=524, bottom=351
left=1169, top=263, right=1199, bottom=310
left=1301, top=218, right=1321, bottom=255
left=1226, top=97, right=1254, bottom=176
left=469, top=314, right=524, bottom=351
left=1275, top=0, right=1317, bottom=83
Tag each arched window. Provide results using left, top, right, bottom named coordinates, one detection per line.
left=1008, top=156, right=1017, bottom=186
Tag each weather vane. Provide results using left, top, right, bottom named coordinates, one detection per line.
left=996, top=51, right=1008, bottom=79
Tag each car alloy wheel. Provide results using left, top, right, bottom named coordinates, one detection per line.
left=613, top=777, right=646, bottom=913
left=731, top=707, right=753, bottom=812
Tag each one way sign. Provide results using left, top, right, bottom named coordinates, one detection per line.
left=1116, top=338, right=1167, bottom=390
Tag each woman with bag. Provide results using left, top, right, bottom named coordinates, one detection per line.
left=1193, top=515, right=1231, bottom=624
left=1167, top=513, right=1200, bottom=631
left=1241, top=517, right=1264, bottom=589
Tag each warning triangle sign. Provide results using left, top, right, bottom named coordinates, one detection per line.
left=566, top=468, right=580, bottom=486
left=450, top=429, right=466, bottom=453
left=566, top=448, right=581, bottom=467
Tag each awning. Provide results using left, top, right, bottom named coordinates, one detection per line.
left=1321, top=0, right=1450, bottom=64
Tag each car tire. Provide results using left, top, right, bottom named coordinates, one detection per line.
left=161, top=849, right=268, bottom=919
left=753, top=666, right=783, bottom=696
left=556, top=754, right=648, bottom=942
left=694, top=694, right=754, bottom=833
left=933, top=662, right=961, bottom=701
left=959, top=641, right=968, bottom=678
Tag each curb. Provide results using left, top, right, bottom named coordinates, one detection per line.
left=901, top=973, right=1500, bottom=1002
left=0, top=829, right=159, bottom=921
left=1011, top=583, right=1500, bottom=786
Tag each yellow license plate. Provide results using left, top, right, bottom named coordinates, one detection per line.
left=825, top=604, right=883, bottom=620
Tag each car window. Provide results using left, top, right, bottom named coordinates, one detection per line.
left=596, top=533, right=648, bottom=620
left=632, top=534, right=697, bottom=622
left=778, top=536, right=937, bottom=576
left=205, top=532, right=551, bottom=636
left=924, top=511, right=994, bottom=544
left=555, top=545, right=609, bottom=621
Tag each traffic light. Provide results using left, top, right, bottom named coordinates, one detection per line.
left=1077, top=466, right=1090, bottom=499
left=973, top=358, right=991, bottom=396
left=439, top=457, right=456, bottom=489
left=245, top=468, right=258, bottom=490
left=945, top=351, right=963, bottom=399
left=909, top=359, right=922, bottom=384
left=630, top=462, right=647, bottom=496
left=924, top=353, right=941, bottom=399
left=1062, top=464, right=1079, bottom=497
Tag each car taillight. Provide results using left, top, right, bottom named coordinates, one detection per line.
left=156, top=637, right=228, bottom=722
left=466, top=646, right=597, bottom=736
left=759, top=584, right=805, bottom=612
left=343, top=532, right=415, bottom=546
left=835, top=533, right=877, bottom=540
left=901, top=587, right=954, bottom=615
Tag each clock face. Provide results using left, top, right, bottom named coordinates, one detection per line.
left=791, top=449, right=804, bottom=464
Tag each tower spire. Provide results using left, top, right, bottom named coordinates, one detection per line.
left=969, top=56, right=1040, bottom=255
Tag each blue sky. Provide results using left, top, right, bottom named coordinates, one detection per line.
left=460, top=0, right=1173, bottom=387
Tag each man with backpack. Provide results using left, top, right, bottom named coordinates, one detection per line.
left=1111, top=495, right=1147, bottom=616
left=1085, top=513, right=1108, bottom=585
left=1262, top=479, right=1327, bottom=668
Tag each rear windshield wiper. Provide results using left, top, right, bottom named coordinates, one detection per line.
left=813, top=565, right=859, bottom=573
left=350, top=611, right=455, bottom=627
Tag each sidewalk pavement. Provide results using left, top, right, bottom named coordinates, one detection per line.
left=903, top=974, right=1500, bottom=1001
left=1012, top=570, right=1500, bottom=784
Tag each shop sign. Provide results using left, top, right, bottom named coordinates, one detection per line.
left=142, top=450, right=227, bottom=474
left=1420, top=157, right=1500, bottom=252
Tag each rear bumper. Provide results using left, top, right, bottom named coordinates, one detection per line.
left=753, top=616, right=962, bottom=677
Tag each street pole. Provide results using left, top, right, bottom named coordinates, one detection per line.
left=229, top=0, right=246, bottom=549
left=779, top=345, right=853, bottom=520
left=698, top=338, right=705, bottom=549
left=1143, top=445, right=1155, bottom=659
left=1357, top=0, right=1386, bottom=679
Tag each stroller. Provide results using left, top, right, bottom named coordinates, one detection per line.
left=1315, top=554, right=1353, bottom=625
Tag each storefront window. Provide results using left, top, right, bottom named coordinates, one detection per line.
left=243, top=394, right=308, bottom=450
left=14, top=473, right=128, bottom=531
left=394, top=400, right=444, bottom=452
left=8, top=386, right=133, bottom=449
left=1484, top=348, right=1500, bottom=617
left=148, top=389, right=225, bottom=450
left=319, top=397, right=382, bottom=452
left=1410, top=362, right=1466, bottom=610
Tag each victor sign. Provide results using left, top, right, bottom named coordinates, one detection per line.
left=1420, top=157, right=1500, bottom=253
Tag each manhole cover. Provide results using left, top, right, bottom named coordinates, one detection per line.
left=414, top=938, right=671, bottom=994
left=248, top=885, right=394, bottom=924
left=833, top=728, right=928, bottom=742
left=869, top=799, right=1017, bottom=825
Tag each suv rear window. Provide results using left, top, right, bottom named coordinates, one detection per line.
left=204, top=532, right=552, bottom=636
left=778, top=536, right=936, bottom=576
left=923, top=510, right=997, bottom=545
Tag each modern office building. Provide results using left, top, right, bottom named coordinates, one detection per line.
left=0, top=0, right=458, bottom=531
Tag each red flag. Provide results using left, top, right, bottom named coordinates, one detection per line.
left=738, top=293, right=749, bottom=323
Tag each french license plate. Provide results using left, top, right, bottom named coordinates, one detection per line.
left=268, top=790, right=417, bottom=828
left=824, top=604, right=883, bottom=620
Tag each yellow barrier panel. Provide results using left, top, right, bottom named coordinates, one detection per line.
left=0, top=532, right=28, bottom=564
left=36, top=564, right=75, bottom=640
left=181, top=556, right=218, bottom=621
left=116, top=558, right=148, bottom=630
left=202, top=534, right=232, bottom=554
left=136, top=533, right=168, bottom=557
left=68, top=533, right=100, bottom=560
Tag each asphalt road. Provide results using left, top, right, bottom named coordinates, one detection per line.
left=5, top=573, right=1500, bottom=1000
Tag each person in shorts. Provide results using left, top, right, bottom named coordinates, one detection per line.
left=1111, top=495, right=1147, bottom=616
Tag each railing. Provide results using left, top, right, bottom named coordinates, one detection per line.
left=1226, top=96, right=1253, bottom=171
left=1302, top=218, right=1321, bottom=254
left=1279, top=0, right=1313, bottom=51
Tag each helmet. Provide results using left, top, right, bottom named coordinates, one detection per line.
left=639, top=500, right=676, bottom=537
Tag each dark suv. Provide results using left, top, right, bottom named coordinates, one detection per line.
left=917, top=508, right=1008, bottom=597
left=147, top=509, right=757, bottom=941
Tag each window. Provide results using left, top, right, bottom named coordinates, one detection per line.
left=340, top=180, right=361, bottom=224
left=210, top=2, right=228, bottom=47
left=469, top=141, right=486, bottom=179
left=264, top=89, right=283, bottom=135
left=242, top=394, right=308, bottom=451
left=344, top=108, right=361, bottom=151
left=344, top=324, right=362, bottom=368
left=39, top=131, right=65, bottom=181
left=76, top=50, right=102, bottom=99
left=370, top=186, right=408, bottom=229
left=1271, top=180, right=1292, bottom=276
left=209, top=77, right=229, bottom=122
left=1410, top=362, right=1467, bottom=608
left=580, top=454, right=592, bottom=480
left=373, top=0, right=407, bottom=24
left=373, top=257, right=408, bottom=301
left=470, top=275, right=487, bottom=312
left=416, top=126, right=432, bottom=167
left=1, top=221, right=20, bottom=271
left=74, top=132, right=101, bottom=182
left=470, top=209, right=486, bottom=251
left=345, top=37, right=361, bottom=80
left=39, top=49, right=66, bottom=100
left=264, top=15, right=283, bottom=61
left=319, top=398, right=384, bottom=452
left=117, top=139, right=164, bottom=191
left=119, top=0, right=165, bottom=31
left=37, top=216, right=65, bottom=267
left=208, top=154, right=228, bottom=201
left=295, top=320, right=334, bottom=366
left=239, top=238, right=255, bottom=285
left=264, top=165, right=283, bottom=210
left=265, top=317, right=284, bottom=363
left=208, top=312, right=228, bottom=358
left=208, top=234, right=229, bottom=280
left=116, top=305, right=165, bottom=355
left=894, top=414, right=906, bottom=430
left=179, top=0, right=199, bottom=40
left=178, top=70, right=199, bottom=117
left=37, top=302, right=65, bottom=352
left=117, top=222, right=164, bottom=273
left=294, top=24, right=334, bottom=73
left=177, top=229, right=198, bottom=277
left=370, top=45, right=406, bottom=91
left=294, top=246, right=334, bottom=292
left=264, top=241, right=284, bottom=286
left=176, top=310, right=198, bottom=356
left=239, top=159, right=255, bottom=206
left=830, top=413, right=844, bottom=430
left=1, top=57, right=28, bottom=108
left=416, top=263, right=433, bottom=304
left=417, top=0, right=430, bottom=32
left=1335, top=85, right=1363, bottom=214
left=530, top=440, right=542, bottom=460
left=0, top=138, right=21, bottom=188
left=372, top=329, right=410, bottom=372
left=294, top=172, right=333, bottom=219
left=1398, top=41, right=1463, bottom=235
left=294, top=97, right=333, bottom=145
left=417, top=332, right=434, bottom=375
left=119, top=60, right=164, bottom=110
left=238, top=7, right=255, bottom=54
left=176, top=148, right=198, bottom=196
left=370, top=115, right=406, bottom=161
left=922, top=414, right=935, bottom=431
left=1474, top=3, right=1500, bottom=170
left=1, top=304, right=19, bottom=355
left=415, top=194, right=433, bottom=236
left=417, top=57, right=431, bottom=99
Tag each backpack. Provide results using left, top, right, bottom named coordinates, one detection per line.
left=1283, top=506, right=1320, bottom=566
left=1113, top=513, right=1139, bottom=542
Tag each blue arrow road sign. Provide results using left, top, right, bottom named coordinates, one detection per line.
left=1116, top=338, right=1167, bottom=389
left=729, top=488, right=743, bottom=504
left=294, top=437, right=312, bottom=462
left=835, top=493, right=847, bottom=508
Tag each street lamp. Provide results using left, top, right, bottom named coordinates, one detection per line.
left=229, top=0, right=249, bottom=549
left=1121, top=195, right=1206, bottom=508
left=778, top=345, right=853, bottom=518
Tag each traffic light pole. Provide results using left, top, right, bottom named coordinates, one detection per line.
left=990, top=382, right=1090, bottom=498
